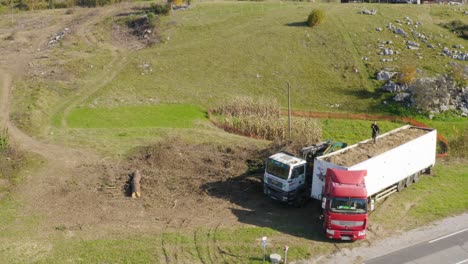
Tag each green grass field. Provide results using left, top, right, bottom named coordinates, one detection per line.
left=67, top=104, right=206, bottom=128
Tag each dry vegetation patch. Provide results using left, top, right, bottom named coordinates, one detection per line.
left=212, top=97, right=322, bottom=145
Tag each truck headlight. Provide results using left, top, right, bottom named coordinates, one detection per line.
left=358, top=230, right=366, bottom=236
left=326, top=229, right=335, bottom=235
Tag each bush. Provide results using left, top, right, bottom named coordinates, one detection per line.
left=307, top=9, right=324, bottom=28
left=149, top=2, right=171, bottom=16
left=399, top=66, right=417, bottom=85
left=75, top=0, right=121, bottom=8
left=443, top=20, right=468, bottom=40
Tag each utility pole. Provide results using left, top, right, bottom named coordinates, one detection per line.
left=287, top=81, right=292, bottom=140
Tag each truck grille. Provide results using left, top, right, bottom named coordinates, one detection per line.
left=267, top=178, right=283, bottom=189
left=330, top=220, right=364, bottom=227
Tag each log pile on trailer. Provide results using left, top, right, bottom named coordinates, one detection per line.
left=325, top=128, right=427, bottom=167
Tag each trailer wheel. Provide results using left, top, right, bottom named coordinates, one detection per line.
left=413, top=172, right=420, bottom=183
left=424, top=166, right=433, bottom=176
left=397, top=179, right=406, bottom=192
left=406, top=175, right=414, bottom=187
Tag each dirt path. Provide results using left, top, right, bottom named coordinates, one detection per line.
left=0, top=8, right=113, bottom=162
left=57, top=6, right=129, bottom=128
left=0, top=5, right=247, bottom=243
left=60, top=48, right=127, bottom=127
left=0, top=7, right=115, bottom=234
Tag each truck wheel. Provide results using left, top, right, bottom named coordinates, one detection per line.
left=397, top=179, right=405, bottom=192
left=406, top=175, right=414, bottom=187
left=413, top=172, right=420, bottom=183
left=424, top=166, right=433, bottom=176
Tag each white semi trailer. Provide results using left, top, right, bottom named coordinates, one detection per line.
left=311, top=125, right=437, bottom=240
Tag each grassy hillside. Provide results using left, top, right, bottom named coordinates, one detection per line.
left=9, top=1, right=466, bottom=154
left=91, top=2, right=466, bottom=110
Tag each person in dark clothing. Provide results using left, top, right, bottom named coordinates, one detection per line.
left=371, top=121, right=380, bottom=144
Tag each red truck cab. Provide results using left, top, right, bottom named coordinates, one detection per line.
left=322, top=168, right=368, bottom=241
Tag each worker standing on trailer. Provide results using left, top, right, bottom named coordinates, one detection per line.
left=371, top=121, right=380, bottom=144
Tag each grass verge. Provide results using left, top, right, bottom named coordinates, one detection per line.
left=67, top=104, right=207, bottom=128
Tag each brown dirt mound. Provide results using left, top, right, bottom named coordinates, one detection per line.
left=326, top=128, right=427, bottom=167
left=101, top=137, right=264, bottom=206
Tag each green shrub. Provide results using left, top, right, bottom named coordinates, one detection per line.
left=307, top=9, right=324, bottom=28
left=149, top=2, right=171, bottom=16
left=15, top=0, right=31, bottom=10
left=443, top=20, right=468, bottom=40
left=75, top=0, right=121, bottom=8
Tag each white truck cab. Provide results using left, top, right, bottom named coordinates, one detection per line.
left=263, top=152, right=307, bottom=203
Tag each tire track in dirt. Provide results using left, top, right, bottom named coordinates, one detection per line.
left=59, top=49, right=127, bottom=128
left=55, top=6, right=129, bottom=128
left=194, top=228, right=210, bottom=264
left=161, top=234, right=171, bottom=264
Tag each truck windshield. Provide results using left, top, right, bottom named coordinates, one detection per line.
left=266, top=159, right=290, bottom=180
left=330, top=198, right=367, bottom=214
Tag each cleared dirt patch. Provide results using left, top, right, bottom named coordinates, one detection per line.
left=103, top=137, right=264, bottom=206
left=326, top=128, right=427, bottom=167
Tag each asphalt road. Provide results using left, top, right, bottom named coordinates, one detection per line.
left=364, top=228, right=468, bottom=264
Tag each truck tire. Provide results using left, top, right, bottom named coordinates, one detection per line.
left=413, top=172, right=420, bottom=183
left=397, top=179, right=406, bottom=192
left=424, top=166, right=433, bottom=176
left=405, top=175, right=414, bottom=187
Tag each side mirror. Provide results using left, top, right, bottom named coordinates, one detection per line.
left=370, top=199, right=375, bottom=211
left=321, top=197, right=326, bottom=209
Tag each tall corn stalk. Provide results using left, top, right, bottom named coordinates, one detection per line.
left=213, top=97, right=322, bottom=142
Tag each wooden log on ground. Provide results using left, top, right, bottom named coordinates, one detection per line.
left=131, top=170, right=141, bottom=198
